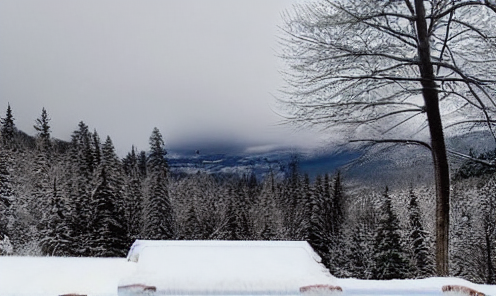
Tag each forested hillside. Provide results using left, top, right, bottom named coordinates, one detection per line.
left=1, top=106, right=496, bottom=284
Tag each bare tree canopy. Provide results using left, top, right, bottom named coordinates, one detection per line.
left=279, top=0, right=496, bottom=276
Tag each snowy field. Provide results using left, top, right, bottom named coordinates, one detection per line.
left=1, top=240, right=496, bottom=296
left=0, top=256, right=135, bottom=296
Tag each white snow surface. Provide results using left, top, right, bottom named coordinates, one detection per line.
left=120, top=240, right=335, bottom=295
left=1, top=240, right=496, bottom=296
left=0, top=256, right=136, bottom=296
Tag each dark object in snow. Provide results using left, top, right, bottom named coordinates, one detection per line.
left=118, top=284, right=157, bottom=294
left=300, top=284, right=343, bottom=294
left=59, top=294, right=87, bottom=296
left=442, top=285, right=485, bottom=296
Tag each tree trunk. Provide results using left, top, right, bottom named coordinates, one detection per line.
left=414, top=0, right=450, bottom=276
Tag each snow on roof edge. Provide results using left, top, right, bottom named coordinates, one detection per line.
left=126, top=240, right=322, bottom=264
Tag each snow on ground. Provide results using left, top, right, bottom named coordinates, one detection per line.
left=1, top=240, right=496, bottom=296
left=338, top=278, right=496, bottom=296
left=0, top=256, right=135, bottom=296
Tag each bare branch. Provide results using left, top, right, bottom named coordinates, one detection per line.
left=349, top=139, right=432, bottom=150
left=446, top=149, right=495, bottom=166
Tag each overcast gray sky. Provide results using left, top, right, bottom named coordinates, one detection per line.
left=0, top=0, right=325, bottom=156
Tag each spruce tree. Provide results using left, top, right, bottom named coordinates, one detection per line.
left=308, top=175, right=329, bottom=261
left=331, top=172, right=344, bottom=237
left=327, top=173, right=347, bottom=276
left=478, top=176, right=496, bottom=284
left=65, top=121, right=95, bottom=256
left=0, top=149, right=14, bottom=242
left=39, top=178, right=71, bottom=256
left=142, top=128, right=174, bottom=240
left=408, top=186, right=434, bottom=278
left=183, top=205, right=201, bottom=239
left=33, top=108, right=51, bottom=152
left=90, top=168, right=127, bottom=257
left=100, top=136, right=126, bottom=214
left=256, top=170, right=278, bottom=240
left=373, top=187, right=410, bottom=279
left=1, top=104, right=16, bottom=148
left=31, top=108, right=53, bottom=226
left=122, top=147, right=144, bottom=242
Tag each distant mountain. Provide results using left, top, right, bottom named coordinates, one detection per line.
left=165, top=130, right=495, bottom=185
left=167, top=147, right=360, bottom=180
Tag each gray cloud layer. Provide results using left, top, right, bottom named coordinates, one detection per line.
left=0, top=0, right=323, bottom=155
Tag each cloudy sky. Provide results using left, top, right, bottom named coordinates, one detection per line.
left=0, top=0, right=328, bottom=156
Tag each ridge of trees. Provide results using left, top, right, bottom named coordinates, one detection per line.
left=0, top=105, right=495, bottom=283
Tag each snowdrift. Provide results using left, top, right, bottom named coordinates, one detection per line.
left=119, top=240, right=336, bottom=295
left=0, top=256, right=135, bottom=296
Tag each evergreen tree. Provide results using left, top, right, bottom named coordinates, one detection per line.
left=478, top=176, right=496, bottom=284
left=100, top=136, right=126, bottom=212
left=327, top=172, right=347, bottom=276
left=1, top=104, right=16, bottom=148
left=142, top=128, right=173, bottom=240
left=31, top=109, right=53, bottom=227
left=344, top=192, right=378, bottom=279
left=254, top=170, right=279, bottom=240
left=90, top=168, right=128, bottom=257
left=331, top=172, right=344, bottom=237
left=0, top=148, right=14, bottom=242
left=138, top=151, right=147, bottom=178
left=39, top=178, right=71, bottom=256
left=408, top=186, right=434, bottom=278
left=33, top=107, right=51, bottom=153
left=122, top=147, right=144, bottom=242
left=183, top=205, right=201, bottom=239
left=91, top=130, right=102, bottom=171
left=65, top=121, right=95, bottom=256
left=373, top=187, right=410, bottom=280
left=308, top=175, right=329, bottom=261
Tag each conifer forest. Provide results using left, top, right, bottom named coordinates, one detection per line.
left=1, top=105, right=496, bottom=284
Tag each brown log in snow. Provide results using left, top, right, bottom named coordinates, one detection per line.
left=442, top=285, right=485, bottom=296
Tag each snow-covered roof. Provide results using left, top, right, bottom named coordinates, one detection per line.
left=119, top=240, right=336, bottom=295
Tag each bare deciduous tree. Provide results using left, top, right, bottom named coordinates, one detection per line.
left=279, top=0, right=496, bottom=276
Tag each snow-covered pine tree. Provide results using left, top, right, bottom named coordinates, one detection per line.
left=478, top=175, right=496, bottom=284
left=33, top=108, right=51, bottom=153
left=449, top=182, right=486, bottom=282
left=308, top=175, right=330, bottom=264
left=100, top=137, right=126, bottom=216
left=331, top=172, right=344, bottom=237
left=65, top=122, right=96, bottom=256
left=373, top=187, right=410, bottom=280
left=142, top=128, right=174, bottom=240
left=31, top=108, right=54, bottom=230
left=328, top=172, right=348, bottom=276
left=408, top=185, right=434, bottom=278
left=1, top=104, right=16, bottom=148
left=39, top=178, right=71, bottom=256
left=299, top=173, right=312, bottom=240
left=183, top=204, right=201, bottom=240
left=0, top=105, right=17, bottom=239
left=0, top=148, right=14, bottom=244
left=122, top=147, right=144, bottom=243
left=281, top=155, right=307, bottom=240
left=89, top=167, right=127, bottom=257
left=252, top=170, right=280, bottom=240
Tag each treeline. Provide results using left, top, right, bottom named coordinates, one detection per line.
left=1, top=105, right=495, bottom=284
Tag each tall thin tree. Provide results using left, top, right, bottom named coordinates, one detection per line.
left=280, top=0, right=496, bottom=275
